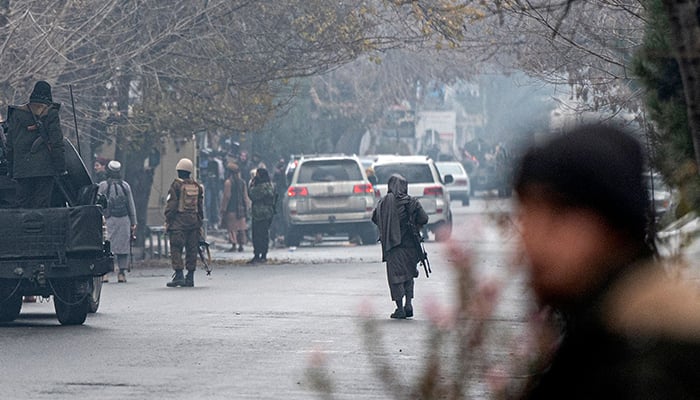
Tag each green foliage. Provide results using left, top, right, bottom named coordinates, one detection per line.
left=633, top=0, right=700, bottom=215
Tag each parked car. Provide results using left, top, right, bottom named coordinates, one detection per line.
left=283, top=155, right=378, bottom=246
left=436, top=161, right=470, bottom=206
left=644, top=171, right=676, bottom=221
left=372, top=155, right=453, bottom=241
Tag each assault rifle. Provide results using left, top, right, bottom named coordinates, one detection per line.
left=406, top=207, right=431, bottom=278
left=198, top=238, right=212, bottom=275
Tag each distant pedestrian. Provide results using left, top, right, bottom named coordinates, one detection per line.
left=220, top=162, right=248, bottom=252
left=514, top=125, right=700, bottom=399
left=93, top=156, right=109, bottom=183
left=270, top=159, right=288, bottom=245
left=5, top=80, right=66, bottom=208
left=98, top=160, right=137, bottom=283
left=247, top=167, right=275, bottom=263
left=366, top=166, right=378, bottom=186
left=372, top=174, right=428, bottom=319
left=165, top=158, right=204, bottom=287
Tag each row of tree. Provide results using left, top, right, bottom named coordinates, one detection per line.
left=3, top=0, right=700, bottom=226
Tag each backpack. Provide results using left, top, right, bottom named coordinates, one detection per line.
left=178, top=180, right=200, bottom=213
left=106, top=181, right=129, bottom=218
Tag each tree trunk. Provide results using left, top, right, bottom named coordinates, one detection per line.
left=662, top=0, right=700, bottom=171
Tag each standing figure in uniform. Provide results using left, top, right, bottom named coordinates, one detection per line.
left=6, top=81, right=65, bottom=208
left=247, top=167, right=275, bottom=264
left=165, top=158, right=204, bottom=287
left=98, top=160, right=137, bottom=283
left=372, top=174, right=428, bottom=319
left=220, top=162, right=248, bottom=252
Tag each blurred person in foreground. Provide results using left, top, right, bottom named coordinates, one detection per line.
left=515, top=124, right=700, bottom=399
left=372, top=174, right=428, bottom=319
left=220, top=162, right=248, bottom=252
left=165, top=158, right=204, bottom=287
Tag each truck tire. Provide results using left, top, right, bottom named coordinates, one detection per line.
left=0, top=293, right=22, bottom=323
left=54, top=281, right=89, bottom=326
left=88, top=277, right=102, bottom=314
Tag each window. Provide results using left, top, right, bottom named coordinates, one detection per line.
left=297, top=160, right=363, bottom=183
left=374, top=164, right=434, bottom=184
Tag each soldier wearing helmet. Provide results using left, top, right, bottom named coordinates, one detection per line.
left=164, top=158, right=204, bottom=287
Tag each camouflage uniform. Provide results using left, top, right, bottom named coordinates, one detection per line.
left=164, top=177, right=204, bottom=273
left=248, top=178, right=275, bottom=262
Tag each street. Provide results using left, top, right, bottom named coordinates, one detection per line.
left=0, top=198, right=530, bottom=400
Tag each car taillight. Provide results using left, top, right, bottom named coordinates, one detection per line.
left=287, top=186, right=308, bottom=197
left=423, top=186, right=443, bottom=196
left=455, top=179, right=467, bottom=185
left=353, top=183, right=374, bottom=194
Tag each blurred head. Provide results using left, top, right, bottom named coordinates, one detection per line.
left=514, top=125, right=650, bottom=306
left=366, top=167, right=375, bottom=177
left=226, top=162, right=240, bottom=177
left=94, top=157, right=108, bottom=172
left=29, top=80, right=52, bottom=105
left=176, top=158, right=193, bottom=179
left=387, top=174, right=408, bottom=197
left=107, top=160, right=121, bottom=178
left=176, top=158, right=194, bottom=173
left=254, top=167, right=270, bottom=183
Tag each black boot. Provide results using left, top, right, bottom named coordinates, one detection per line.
left=259, top=253, right=267, bottom=264
left=390, top=300, right=406, bottom=319
left=247, top=255, right=260, bottom=264
left=404, top=300, right=413, bottom=318
left=166, top=270, right=185, bottom=287
left=184, top=270, right=195, bottom=287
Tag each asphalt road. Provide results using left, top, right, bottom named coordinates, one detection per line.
left=0, top=198, right=530, bottom=400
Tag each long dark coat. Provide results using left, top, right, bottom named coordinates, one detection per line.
left=6, top=103, right=65, bottom=178
left=372, top=175, right=428, bottom=284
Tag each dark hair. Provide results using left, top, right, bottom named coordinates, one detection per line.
left=515, top=124, right=651, bottom=248
left=254, top=167, right=270, bottom=183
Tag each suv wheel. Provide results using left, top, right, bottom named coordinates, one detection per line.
left=359, top=225, right=378, bottom=246
left=0, top=291, right=22, bottom=323
left=285, top=228, right=302, bottom=247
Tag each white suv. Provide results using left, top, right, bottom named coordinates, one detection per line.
left=283, top=155, right=378, bottom=246
left=372, top=155, right=453, bottom=241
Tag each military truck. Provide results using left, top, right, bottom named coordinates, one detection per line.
left=0, top=138, right=113, bottom=325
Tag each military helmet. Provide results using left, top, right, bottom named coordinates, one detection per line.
left=176, top=158, right=194, bottom=173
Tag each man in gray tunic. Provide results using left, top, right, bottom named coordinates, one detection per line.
left=372, top=174, right=428, bottom=319
left=98, top=160, right=137, bottom=283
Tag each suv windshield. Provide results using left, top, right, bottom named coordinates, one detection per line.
left=436, top=163, right=463, bottom=176
left=374, top=163, right=433, bottom=184
left=297, top=159, right=363, bottom=183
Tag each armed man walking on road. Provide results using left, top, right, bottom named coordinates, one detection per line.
left=165, top=158, right=204, bottom=287
left=5, top=80, right=66, bottom=208
left=372, top=174, right=428, bottom=319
